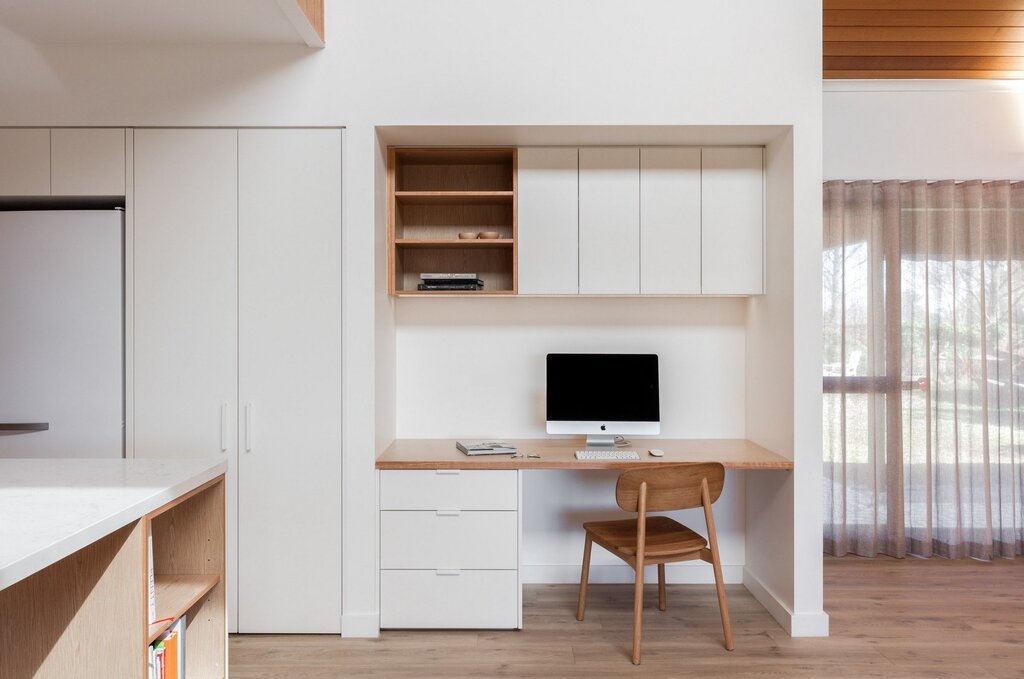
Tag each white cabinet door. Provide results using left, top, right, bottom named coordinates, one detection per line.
left=701, top=147, right=764, bottom=295
left=579, top=147, right=640, bottom=294
left=640, top=147, right=701, bottom=294
left=237, top=129, right=342, bottom=633
left=132, top=128, right=239, bottom=628
left=517, top=147, right=579, bottom=294
left=51, top=128, right=126, bottom=196
left=0, top=129, right=49, bottom=196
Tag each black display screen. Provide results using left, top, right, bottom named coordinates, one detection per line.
left=546, top=353, right=660, bottom=422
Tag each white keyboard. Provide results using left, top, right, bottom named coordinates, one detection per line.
left=575, top=450, right=641, bottom=461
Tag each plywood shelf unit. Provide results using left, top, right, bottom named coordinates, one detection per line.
left=146, top=476, right=226, bottom=678
left=388, top=147, right=518, bottom=296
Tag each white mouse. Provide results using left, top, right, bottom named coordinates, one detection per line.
left=648, top=449, right=665, bottom=457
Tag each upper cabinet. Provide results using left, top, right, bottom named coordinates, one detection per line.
left=701, top=147, right=764, bottom=295
left=517, top=147, right=579, bottom=295
left=640, top=147, right=701, bottom=295
left=0, top=129, right=51, bottom=196
left=579, top=148, right=640, bottom=295
left=515, top=145, right=764, bottom=297
left=0, top=128, right=126, bottom=197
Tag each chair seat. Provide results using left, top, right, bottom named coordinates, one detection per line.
left=583, top=516, right=707, bottom=557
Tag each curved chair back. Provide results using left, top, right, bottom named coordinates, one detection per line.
left=615, top=462, right=725, bottom=512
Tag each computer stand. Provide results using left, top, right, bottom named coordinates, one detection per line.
left=585, top=434, right=618, bottom=447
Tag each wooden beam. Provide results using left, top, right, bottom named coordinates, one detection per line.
left=276, top=0, right=324, bottom=48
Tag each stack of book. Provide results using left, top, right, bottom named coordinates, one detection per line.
left=418, top=273, right=485, bottom=291
left=149, top=616, right=185, bottom=679
left=456, top=440, right=518, bottom=455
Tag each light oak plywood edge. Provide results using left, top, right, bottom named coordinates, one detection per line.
left=0, top=522, right=145, bottom=679
left=376, top=439, right=793, bottom=470
left=276, top=0, right=324, bottom=48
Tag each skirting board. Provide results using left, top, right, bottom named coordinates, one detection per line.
left=341, top=612, right=380, bottom=638
left=743, top=567, right=829, bottom=637
left=523, top=563, right=744, bottom=585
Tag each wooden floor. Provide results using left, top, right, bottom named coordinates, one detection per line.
left=230, top=556, right=1024, bottom=678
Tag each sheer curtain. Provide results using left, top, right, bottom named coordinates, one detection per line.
left=823, top=180, right=1024, bottom=559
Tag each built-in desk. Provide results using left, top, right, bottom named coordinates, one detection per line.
left=375, top=438, right=791, bottom=631
left=376, top=438, right=793, bottom=470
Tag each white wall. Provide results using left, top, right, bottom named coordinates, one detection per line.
left=0, top=0, right=824, bottom=636
left=824, top=81, right=1024, bottom=180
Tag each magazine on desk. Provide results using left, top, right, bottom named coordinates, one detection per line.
left=456, top=440, right=518, bottom=455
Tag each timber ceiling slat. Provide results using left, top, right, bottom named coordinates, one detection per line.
left=823, top=1, right=1024, bottom=78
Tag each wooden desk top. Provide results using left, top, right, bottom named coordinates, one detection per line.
left=375, top=439, right=793, bottom=471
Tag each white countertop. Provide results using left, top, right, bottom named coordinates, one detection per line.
left=0, top=458, right=227, bottom=590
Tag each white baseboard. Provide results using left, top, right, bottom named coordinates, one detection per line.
left=523, top=563, right=744, bottom=585
left=341, top=612, right=380, bottom=638
left=743, top=567, right=829, bottom=637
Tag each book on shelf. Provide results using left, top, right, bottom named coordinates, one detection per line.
left=417, top=282, right=484, bottom=291
left=147, top=533, right=156, bottom=623
left=149, top=615, right=185, bottom=679
left=421, top=273, right=479, bottom=280
left=456, top=440, right=518, bottom=455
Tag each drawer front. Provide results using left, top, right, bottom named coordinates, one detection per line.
left=380, top=470, right=517, bottom=510
left=381, top=511, right=518, bottom=570
left=380, top=569, right=519, bottom=629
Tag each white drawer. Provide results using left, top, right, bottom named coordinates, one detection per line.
left=381, top=511, right=518, bottom=570
left=379, top=470, right=517, bottom=510
left=380, top=569, right=519, bottom=629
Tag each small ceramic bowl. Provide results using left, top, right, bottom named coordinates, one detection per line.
left=458, top=232, right=480, bottom=239
left=479, top=231, right=501, bottom=239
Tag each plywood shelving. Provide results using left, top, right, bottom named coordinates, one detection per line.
left=388, top=147, right=517, bottom=296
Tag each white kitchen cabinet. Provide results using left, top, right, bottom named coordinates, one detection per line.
left=701, top=147, right=764, bottom=295
left=640, top=147, right=701, bottom=294
left=51, top=128, right=126, bottom=196
left=132, top=128, right=240, bottom=628
left=0, top=129, right=50, bottom=196
left=517, top=147, right=579, bottom=294
left=578, top=147, right=640, bottom=294
left=236, top=129, right=342, bottom=633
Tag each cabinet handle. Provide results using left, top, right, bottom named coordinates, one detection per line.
left=435, top=569, right=461, bottom=576
left=220, top=403, right=228, bottom=452
left=435, top=469, right=460, bottom=475
left=245, top=402, right=254, bottom=452
left=436, top=510, right=461, bottom=517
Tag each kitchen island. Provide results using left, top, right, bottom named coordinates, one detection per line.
left=0, top=458, right=226, bottom=678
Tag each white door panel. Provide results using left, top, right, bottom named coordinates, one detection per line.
left=701, top=147, right=764, bottom=294
left=517, top=147, right=578, bottom=294
left=640, top=148, right=701, bottom=294
left=237, top=129, right=342, bottom=633
left=579, top=147, right=640, bottom=294
left=132, top=128, right=239, bottom=628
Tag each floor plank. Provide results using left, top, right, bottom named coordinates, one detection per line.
left=230, top=556, right=1024, bottom=677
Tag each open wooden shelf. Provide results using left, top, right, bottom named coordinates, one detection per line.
left=395, top=190, right=513, bottom=206
left=396, top=238, right=513, bottom=249
left=148, top=574, right=220, bottom=643
left=388, top=147, right=517, bottom=295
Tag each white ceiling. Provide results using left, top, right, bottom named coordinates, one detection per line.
left=0, top=0, right=308, bottom=44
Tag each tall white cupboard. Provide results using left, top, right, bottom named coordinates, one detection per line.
left=133, top=128, right=342, bottom=633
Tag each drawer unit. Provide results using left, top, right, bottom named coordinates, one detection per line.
left=380, top=569, right=519, bottom=629
left=381, top=510, right=518, bottom=570
left=380, top=469, right=517, bottom=510
left=379, top=469, right=522, bottom=629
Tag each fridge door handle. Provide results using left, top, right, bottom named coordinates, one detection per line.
left=245, top=402, right=254, bottom=452
left=220, top=402, right=229, bottom=452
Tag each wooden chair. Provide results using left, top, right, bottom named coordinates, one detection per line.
left=575, top=462, right=733, bottom=664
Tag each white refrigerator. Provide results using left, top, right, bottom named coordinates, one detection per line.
left=0, top=209, right=124, bottom=458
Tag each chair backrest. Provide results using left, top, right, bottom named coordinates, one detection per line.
left=615, top=463, right=725, bottom=512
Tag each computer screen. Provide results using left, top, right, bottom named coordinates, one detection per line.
left=546, top=353, right=660, bottom=424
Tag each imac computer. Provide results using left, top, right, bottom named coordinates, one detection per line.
left=546, top=353, right=660, bottom=447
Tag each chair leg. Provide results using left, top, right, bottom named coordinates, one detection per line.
left=576, top=534, right=593, bottom=621
left=631, top=562, right=644, bottom=664
left=657, top=563, right=666, bottom=611
left=709, top=551, right=734, bottom=651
